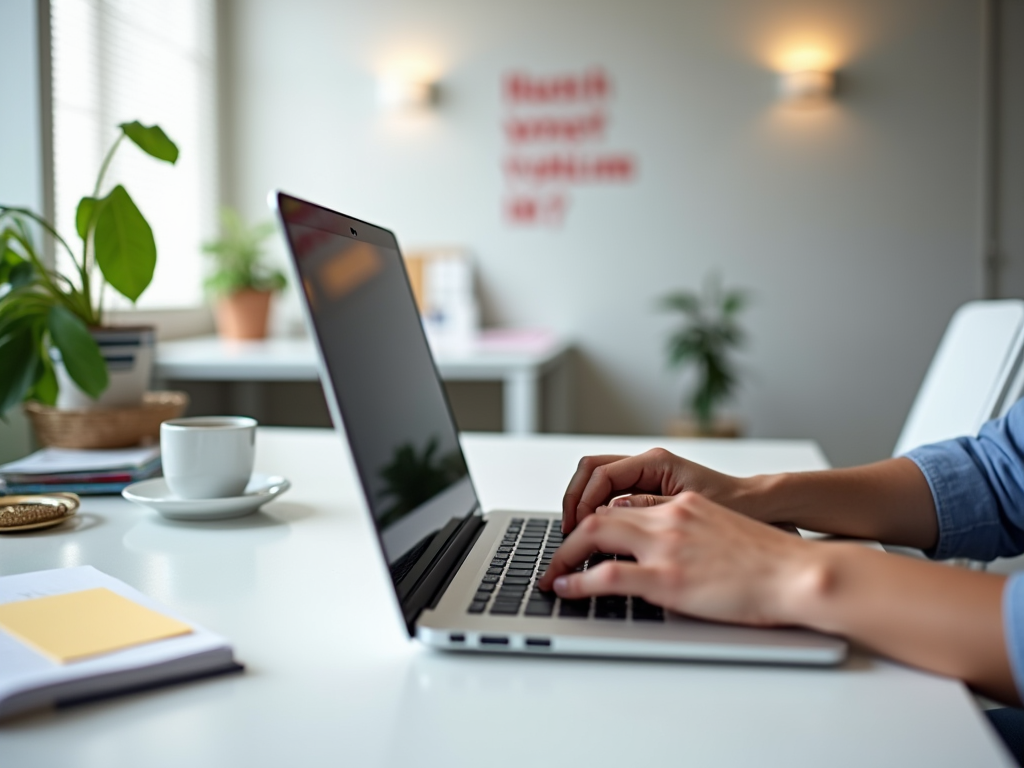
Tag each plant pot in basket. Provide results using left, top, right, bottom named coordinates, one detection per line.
left=0, top=120, right=179, bottom=423
left=52, top=326, right=156, bottom=409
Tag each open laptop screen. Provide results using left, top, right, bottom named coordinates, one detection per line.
left=276, top=193, right=478, bottom=574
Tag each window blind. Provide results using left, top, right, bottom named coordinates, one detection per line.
left=51, top=0, right=217, bottom=309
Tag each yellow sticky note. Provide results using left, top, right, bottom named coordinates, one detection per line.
left=0, top=587, right=192, bottom=664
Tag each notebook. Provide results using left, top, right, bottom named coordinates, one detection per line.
left=0, top=566, right=240, bottom=720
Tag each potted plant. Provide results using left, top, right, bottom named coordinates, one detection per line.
left=0, top=121, right=178, bottom=418
left=660, top=274, right=749, bottom=437
left=202, top=208, right=286, bottom=340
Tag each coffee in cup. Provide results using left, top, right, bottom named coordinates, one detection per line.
left=160, top=416, right=257, bottom=499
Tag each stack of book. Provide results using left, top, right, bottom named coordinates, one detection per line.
left=0, top=446, right=161, bottom=496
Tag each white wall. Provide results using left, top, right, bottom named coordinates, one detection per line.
left=0, top=0, right=44, bottom=463
left=223, top=0, right=996, bottom=467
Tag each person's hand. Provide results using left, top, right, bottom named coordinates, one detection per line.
left=561, top=449, right=749, bottom=534
left=539, top=491, right=821, bottom=627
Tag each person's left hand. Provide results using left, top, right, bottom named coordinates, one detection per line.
left=536, top=491, right=821, bottom=627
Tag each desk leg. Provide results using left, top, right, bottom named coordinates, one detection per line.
left=505, top=371, right=539, bottom=434
left=231, top=381, right=266, bottom=423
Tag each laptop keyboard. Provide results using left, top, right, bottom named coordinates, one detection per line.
left=467, top=517, right=665, bottom=622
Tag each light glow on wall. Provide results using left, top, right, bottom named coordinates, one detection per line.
left=772, top=44, right=841, bottom=104
left=374, top=49, right=446, bottom=112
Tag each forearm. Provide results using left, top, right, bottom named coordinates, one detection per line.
left=730, top=458, right=939, bottom=549
left=780, top=542, right=1017, bottom=704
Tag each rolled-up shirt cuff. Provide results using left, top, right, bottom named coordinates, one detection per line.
left=906, top=444, right=1003, bottom=561
left=1003, top=574, right=1024, bottom=702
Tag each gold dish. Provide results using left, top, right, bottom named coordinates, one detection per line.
left=0, top=493, right=80, bottom=533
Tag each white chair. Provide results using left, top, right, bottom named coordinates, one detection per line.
left=893, top=299, right=1024, bottom=457
left=892, top=300, right=1024, bottom=570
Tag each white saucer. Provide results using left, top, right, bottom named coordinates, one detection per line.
left=122, top=473, right=291, bottom=521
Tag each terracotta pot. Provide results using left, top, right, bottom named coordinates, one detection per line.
left=215, top=289, right=273, bottom=340
left=666, top=417, right=742, bottom=438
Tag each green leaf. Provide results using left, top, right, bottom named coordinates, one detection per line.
left=76, top=196, right=99, bottom=240
left=722, top=291, right=748, bottom=315
left=8, top=260, right=34, bottom=289
left=29, top=350, right=59, bottom=406
left=661, top=293, right=700, bottom=315
left=119, top=121, right=179, bottom=164
left=0, top=324, right=40, bottom=416
left=47, top=305, right=108, bottom=398
left=93, top=185, right=156, bottom=302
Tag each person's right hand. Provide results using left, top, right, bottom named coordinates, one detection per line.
left=561, top=448, right=748, bottom=534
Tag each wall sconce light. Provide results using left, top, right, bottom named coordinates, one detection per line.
left=778, top=69, right=835, bottom=103
left=377, top=76, right=439, bottom=111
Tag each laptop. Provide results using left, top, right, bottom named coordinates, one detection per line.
left=272, top=190, right=847, bottom=665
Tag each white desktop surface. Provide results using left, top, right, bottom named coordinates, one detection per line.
left=0, top=430, right=1010, bottom=767
left=154, top=332, right=569, bottom=381
left=154, top=333, right=571, bottom=433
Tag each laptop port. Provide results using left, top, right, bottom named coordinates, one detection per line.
left=525, top=637, right=551, bottom=648
left=480, top=635, right=509, bottom=646
left=449, top=633, right=466, bottom=643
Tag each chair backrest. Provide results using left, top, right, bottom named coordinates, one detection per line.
left=893, top=299, right=1024, bottom=457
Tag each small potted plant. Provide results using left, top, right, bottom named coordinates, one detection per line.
left=202, top=208, right=286, bottom=340
left=660, top=274, right=749, bottom=437
left=0, top=121, right=179, bottom=420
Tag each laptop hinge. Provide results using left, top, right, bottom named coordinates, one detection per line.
left=401, top=510, right=485, bottom=633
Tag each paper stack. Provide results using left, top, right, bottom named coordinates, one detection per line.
left=0, top=446, right=161, bottom=496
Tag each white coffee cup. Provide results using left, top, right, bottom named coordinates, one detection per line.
left=160, top=416, right=257, bottom=499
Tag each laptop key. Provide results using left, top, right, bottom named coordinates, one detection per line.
left=487, top=567, right=504, bottom=576
left=525, top=602, right=555, bottom=617
left=481, top=575, right=499, bottom=583
left=632, top=597, right=665, bottom=621
left=506, top=568, right=534, bottom=578
left=595, top=596, right=627, bottom=619
left=503, top=576, right=531, bottom=585
left=468, top=601, right=487, bottom=613
left=476, top=582, right=495, bottom=592
left=559, top=599, right=591, bottom=617
left=474, top=591, right=493, bottom=602
left=490, top=603, right=521, bottom=615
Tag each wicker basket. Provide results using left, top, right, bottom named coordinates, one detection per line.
left=25, top=391, right=189, bottom=449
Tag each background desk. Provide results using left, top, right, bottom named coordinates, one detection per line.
left=155, top=332, right=571, bottom=434
left=0, top=431, right=1010, bottom=767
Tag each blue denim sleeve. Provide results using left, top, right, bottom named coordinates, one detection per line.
left=904, top=399, right=1024, bottom=561
left=1004, top=575, right=1024, bottom=702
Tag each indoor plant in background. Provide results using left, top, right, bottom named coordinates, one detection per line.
left=661, top=273, right=749, bottom=437
left=0, top=121, right=184, bottom=444
left=202, top=208, right=286, bottom=340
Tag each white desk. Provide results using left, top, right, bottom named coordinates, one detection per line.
left=155, top=332, right=571, bottom=434
left=0, top=431, right=1010, bottom=767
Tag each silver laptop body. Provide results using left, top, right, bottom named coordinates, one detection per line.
left=272, top=191, right=847, bottom=665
